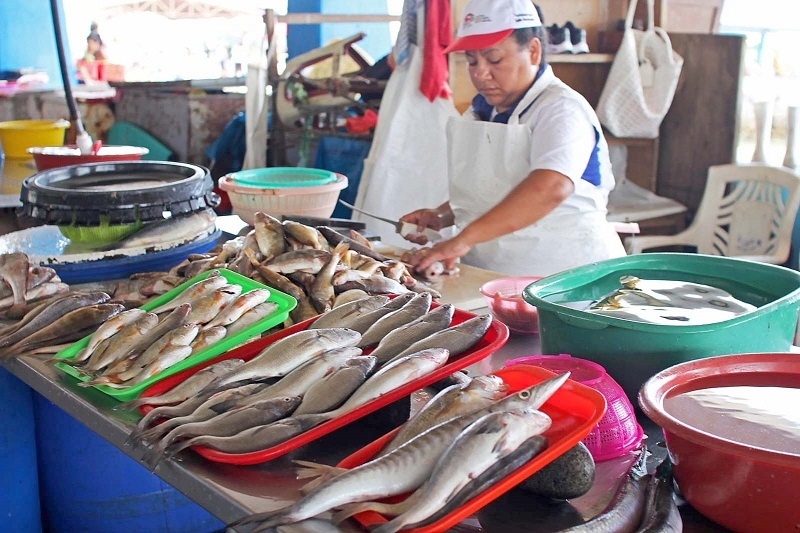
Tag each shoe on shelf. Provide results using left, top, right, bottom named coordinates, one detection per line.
left=547, top=24, right=573, bottom=54
left=565, top=21, right=590, bottom=54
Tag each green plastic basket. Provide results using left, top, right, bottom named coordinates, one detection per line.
left=523, top=253, right=800, bottom=403
left=52, top=268, right=297, bottom=401
left=228, top=167, right=338, bottom=188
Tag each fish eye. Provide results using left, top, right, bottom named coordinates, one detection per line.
left=519, top=390, right=531, bottom=399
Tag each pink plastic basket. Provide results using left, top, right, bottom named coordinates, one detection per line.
left=479, top=276, right=542, bottom=334
left=504, top=354, right=644, bottom=461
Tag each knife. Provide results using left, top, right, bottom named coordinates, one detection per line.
left=338, top=200, right=443, bottom=242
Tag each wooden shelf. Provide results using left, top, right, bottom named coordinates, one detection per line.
left=549, top=53, right=614, bottom=64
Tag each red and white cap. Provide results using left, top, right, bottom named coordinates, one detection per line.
left=443, top=0, right=543, bottom=54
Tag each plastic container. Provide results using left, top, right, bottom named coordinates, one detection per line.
left=0, top=119, right=69, bottom=158
left=338, top=365, right=607, bottom=533
left=479, top=276, right=543, bottom=334
left=639, top=353, right=800, bottom=533
left=228, top=167, right=338, bottom=188
left=138, top=305, right=510, bottom=465
left=218, top=171, right=348, bottom=225
left=504, top=354, right=643, bottom=461
left=522, top=253, right=800, bottom=403
left=52, top=268, right=297, bottom=401
left=28, top=144, right=149, bottom=170
left=0, top=368, right=42, bottom=532
left=32, top=393, right=222, bottom=533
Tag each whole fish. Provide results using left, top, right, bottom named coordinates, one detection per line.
left=225, top=302, right=279, bottom=336
left=384, top=314, right=493, bottom=366
left=153, top=395, right=303, bottom=462
left=68, top=308, right=147, bottom=364
left=83, top=344, right=194, bottom=389
left=254, top=212, right=286, bottom=258
left=148, top=270, right=225, bottom=314
left=237, top=372, right=569, bottom=531
left=244, top=248, right=305, bottom=300
left=115, top=359, right=246, bottom=411
left=114, top=208, right=216, bottom=249
left=316, top=226, right=387, bottom=262
left=0, top=281, right=70, bottom=318
left=358, top=292, right=432, bottom=348
left=284, top=220, right=329, bottom=251
left=190, top=326, right=228, bottom=353
left=292, top=356, right=377, bottom=416
left=369, top=304, right=455, bottom=364
left=203, top=288, right=271, bottom=330
left=5, top=303, right=127, bottom=357
left=0, top=291, right=111, bottom=349
left=335, top=276, right=412, bottom=295
left=309, top=294, right=390, bottom=329
left=310, top=241, right=349, bottom=314
left=212, top=328, right=362, bottom=388
left=186, top=285, right=242, bottom=325
left=340, top=293, right=416, bottom=335
left=79, top=312, right=160, bottom=374
left=267, top=249, right=331, bottom=275
left=379, top=374, right=509, bottom=456
left=370, top=410, right=552, bottom=533
left=0, top=252, right=30, bottom=316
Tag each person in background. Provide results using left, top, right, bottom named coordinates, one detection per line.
left=84, top=22, right=105, bottom=61
left=400, top=0, right=625, bottom=277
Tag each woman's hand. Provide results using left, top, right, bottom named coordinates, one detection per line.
left=405, top=236, right=471, bottom=273
left=399, top=204, right=454, bottom=245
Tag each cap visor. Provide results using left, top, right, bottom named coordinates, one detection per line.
left=442, top=29, right=514, bottom=54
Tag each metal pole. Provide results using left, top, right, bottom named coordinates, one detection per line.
left=49, top=0, right=86, bottom=144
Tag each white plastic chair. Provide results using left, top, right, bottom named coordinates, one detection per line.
left=625, top=164, right=800, bottom=264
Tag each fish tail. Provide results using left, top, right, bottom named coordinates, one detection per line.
left=161, top=437, right=197, bottom=460
left=228, top=507, right=293, bottom=531
left=292, top=459, right=347, bottom=493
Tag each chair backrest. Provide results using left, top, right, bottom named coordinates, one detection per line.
left=691, top=163, right=800, bottom=263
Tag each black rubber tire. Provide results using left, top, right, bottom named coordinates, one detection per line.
left=19, top=161, right=220, bottom=225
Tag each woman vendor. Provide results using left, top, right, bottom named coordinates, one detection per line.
left=401, top=0, right=626, bottom=277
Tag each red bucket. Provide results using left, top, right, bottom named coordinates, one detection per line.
left=28, top=144, right=149, bottom=170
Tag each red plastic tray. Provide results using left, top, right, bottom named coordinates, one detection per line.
left=337, top=365, right=607, bottom=533
left=138, top=303, right=510, bottom=465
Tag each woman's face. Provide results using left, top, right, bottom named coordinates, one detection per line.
left=465, top=35, right=540, bottom=113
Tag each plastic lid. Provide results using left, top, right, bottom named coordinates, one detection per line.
left=228, top=167, right=338, bottom=188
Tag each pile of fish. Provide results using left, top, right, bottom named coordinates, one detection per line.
left=127, top=292, right=494, bottom=465
left=0, top=252, right=69, bottom=320
left=229, top=373, right=569, bottom=532
left=120, top=212, right=442, bottom=325
left=57, top=270, right=276, bottom=390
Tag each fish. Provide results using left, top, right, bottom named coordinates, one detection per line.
left=335, top=276, right=412, bottom=295
left=316, top=226, right=388, bottom=262
left=357, top=410, right=553, bottom=533
left=149, top=395, right=303, bottom=464
left=368, top=304, right=455, bottom=364
left=78, top=312, right=160, bottom=374
left=290, top=296, right=322, bottom=325
left=225, top=302, right=279, bottom=336
left=0, top=291, right=111, bottom=349
left=244, top=248, right=305, bottom=300
left=148, top=270, right=226, bottom=314
left=0, top=265, right=56, bottom=299
left=5, top=303, right=127, bottom=357
left=113, top=208, right=216, bottom=249
left=266, top=249, right=331, bottom=275
left=308, top=294, right=390, bottom=330
left=384, top=314, right=493, bottom=366
left=67, top=308, right=147, bottom=364
left=0, top=252, right=30, bottom=316
left=337, top=294, right=416, bottom=335
left=310, top=241, right=349, bottom=314
left=185, top=285, right=242, bottom=325
left=114, top=359, right=246, bottom=411
left=332, top=289, right=371, bottom=308
left=211, top=328, right=362, bottom=388
left=190, top=326, right=227, bottom=353
left=203, top=288, right=271, bottom=330
left=254, top=212, right=286, bottom=258
left=284, top=220, right=329, bottom=251
left=82, top=344, right=194, bottom=389
left=378, top=374, right=509, bottom=457
left=292, top=356, right=377, bottom=416
left=357, top=292, right=432, bottom=348
left=236, top=373, right=569, bottom=531
left=0, top=281, right=70, bottom=318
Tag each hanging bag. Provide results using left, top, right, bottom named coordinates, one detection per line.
left=596, top=0, right=684, bottom=138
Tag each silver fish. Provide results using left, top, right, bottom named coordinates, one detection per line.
left=213, top=328, right=362, bottom=388
left=115, top=359, right=246, bottom=411
left=254, top=212, right=286, bottom=258
left=203, top=288, right=271, bottom=330
left=237, top=372, right=569, bottom=531
left=384, top=314, right=493, bottom=366
left=370, top=410, right=552, bottom=533
left=332, top=289, right=370, bottom=308
left=267, top=249, right=331, bottom=275
left=310, top=241, right=349, bottom=314
left=148, top=270, right=225, bottom=315
left=308, top=295, right=391, bottom=330
left=379, top=374, right=509, bottom=456
left=335, top=276, right=412, bottom=295
left=225, top=302, right=279, bottom=336
left=186, top=285, right=242, bottom=325
left=292, top=356, right=377, bottom=416
left=244, top=248, right=305, bottom=300
left=80, top=312, right=160, bottom=373
left=69, top=308, right=147, bottom=364
left=84, top=344, right=193, bottom=389
left=115, top=208, right=216, bottom=249
left=190, top=326, right=228, bottom=353
left=369, top=304, right=455, bottom=364
left=339, top=293, right=416, bottom=335
left=284, top=220, right=329, bottom=251
left=358, top=292, right=432, bottom=348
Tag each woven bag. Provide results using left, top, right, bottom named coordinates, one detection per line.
left=596, top=0, right=684, bottom=138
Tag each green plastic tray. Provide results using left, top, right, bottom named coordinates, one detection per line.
left=228, top=167, right=337, bottom=188
left=53, top=268, right=297, bottom=401
left=522, top=253, right=800, bottom=403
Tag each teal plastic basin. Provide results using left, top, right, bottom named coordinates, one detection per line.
left=228, top=167, right=337, bottom=188
left=523, top=253, right=800, bottom=403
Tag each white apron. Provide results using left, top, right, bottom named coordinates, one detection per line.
left=447, top=89, right=626, bottom=277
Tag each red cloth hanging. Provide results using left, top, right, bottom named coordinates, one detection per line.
left=419, top=0, right=452, bottom=102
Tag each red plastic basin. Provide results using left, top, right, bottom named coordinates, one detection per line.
left=28, top=144, right=149, bottom=170
left=638, top=353, right=800, bottom=533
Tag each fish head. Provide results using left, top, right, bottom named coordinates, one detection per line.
left=497, top=372, right=570, bottom=412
